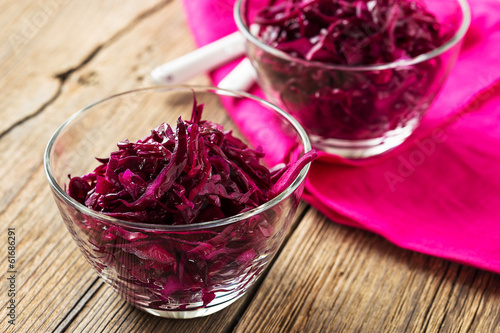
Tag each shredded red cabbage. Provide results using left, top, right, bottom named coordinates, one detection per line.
left=251, top=0, right=453, bottom=140
left=66, top=94, right=316, bottom=310
left=254, top=0, right=446, bottom=65
left=68, top=96, right=315, bottom=224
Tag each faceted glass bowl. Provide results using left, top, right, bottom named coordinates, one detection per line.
left=235, top=0, right=471, bottom=158
left=43, top=86, right=312, bottom=318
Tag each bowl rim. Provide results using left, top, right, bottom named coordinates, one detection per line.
left=43, top=85, right=312, bottom=231
left=234, top=0, right=471, bottom=71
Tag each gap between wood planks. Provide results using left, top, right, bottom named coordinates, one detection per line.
left=0, top=0, right=172, bottom=141
left=53, top=278, right=103, bottom=333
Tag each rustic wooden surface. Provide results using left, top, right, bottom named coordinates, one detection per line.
left=1, top=1, right=499, bottom=332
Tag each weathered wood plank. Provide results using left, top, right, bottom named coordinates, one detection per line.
left=2, top=0, right=500, bottom=332
left=233, top=208, right=500, bottom=333
left=0, top=0, right=166, bottom=135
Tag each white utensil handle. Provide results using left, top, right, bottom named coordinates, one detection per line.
left=217, top=58, right=257, bottom=92
left=151, top=32, right=246, bottom=85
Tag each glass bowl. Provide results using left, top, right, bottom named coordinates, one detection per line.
left=235, top=0, right=471, bottom=158
left=43, top=86, right=312, bottom=319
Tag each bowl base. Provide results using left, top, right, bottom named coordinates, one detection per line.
left=310, top=120, right=417, bottom=159
left=134, top=294, right=243, bottom=319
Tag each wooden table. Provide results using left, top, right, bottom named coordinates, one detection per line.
left=1, top=1, right=499, bottom=332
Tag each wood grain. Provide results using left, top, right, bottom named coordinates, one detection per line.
left=234, top=208, right=500, bottom=333
left=0, top=0, right=166, bottom=135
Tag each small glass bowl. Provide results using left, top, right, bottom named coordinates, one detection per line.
left=43, top=86, right=312, bottom=319
left=235, top=0, right=471, bottom=158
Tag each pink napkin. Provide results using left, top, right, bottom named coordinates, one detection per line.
left=181, top=0, right=500, bottom=274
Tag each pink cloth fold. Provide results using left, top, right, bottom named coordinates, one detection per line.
left=181, top=0, right=500, bottom=274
